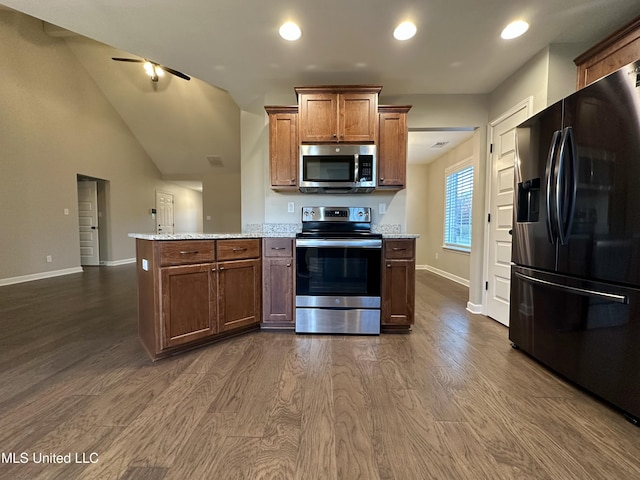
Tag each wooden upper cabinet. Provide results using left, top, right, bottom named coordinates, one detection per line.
left=265, top=106, right=298, bottom=188
left=295, top=85, right=381, bottom=143
left=574, top=16, right=640, bottom=89
left=378, top=105, right=411, bottom=189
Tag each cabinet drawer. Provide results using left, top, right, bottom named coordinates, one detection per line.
left=384, top=239, right=415, bottom=259
left=159, top=241, right=215, bottom=266
left=263, top=238, right=293, bottom=257
left=217, top=239, right=260, bottom=261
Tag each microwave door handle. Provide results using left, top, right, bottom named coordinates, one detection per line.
left=354, top=153, right=359, bottom=182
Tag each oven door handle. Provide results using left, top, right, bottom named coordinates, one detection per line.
left=295, top=238, right=382, bottom=248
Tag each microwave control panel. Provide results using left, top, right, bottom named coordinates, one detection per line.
left=359, top=155, right=374, bottom=182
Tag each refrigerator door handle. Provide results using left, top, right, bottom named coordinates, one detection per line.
left=545, top=130, right=562, bottom=244
left=514, top=271, right=628, bottom=304
left=556, top=127, right=577, bottom=245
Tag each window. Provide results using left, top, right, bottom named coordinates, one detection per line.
left=444, top=160, right=474, bottom=252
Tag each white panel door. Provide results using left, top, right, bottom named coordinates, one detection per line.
left=156, top=191, right=174, bottom=234
left=77, top=181, right=100, bottom=266
left=486, top=101, right=531, bottom=325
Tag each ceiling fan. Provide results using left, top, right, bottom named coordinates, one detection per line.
left=111, top=57, right=191, bottom=82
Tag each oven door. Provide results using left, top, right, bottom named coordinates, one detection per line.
left=295, top=238, right=382, bottom=334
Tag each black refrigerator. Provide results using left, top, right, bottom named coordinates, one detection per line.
left=510, top=59, right=640, bottom=424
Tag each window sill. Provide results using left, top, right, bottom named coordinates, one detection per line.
left=442, top=245, right=471, bottom=254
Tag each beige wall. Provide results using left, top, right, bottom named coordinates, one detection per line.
left=202, top=172, right=241, bottom=232
left=547, top=43, right=589, bottom=106
left=0, top=11, right=201, bottom=282
left=408, top=138, right=476, bottom=283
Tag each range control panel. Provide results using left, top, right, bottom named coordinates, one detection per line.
left=301, top=206, right=371, bottom=223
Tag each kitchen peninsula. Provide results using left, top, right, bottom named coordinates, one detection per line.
left=130, top=228, right=418, bottom=360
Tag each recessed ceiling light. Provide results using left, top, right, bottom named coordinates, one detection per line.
left=501, top=20, right=529, bottom=40
left=279, top=21, right=302, bottom=41
left=393, top=21, right=417, bottom=41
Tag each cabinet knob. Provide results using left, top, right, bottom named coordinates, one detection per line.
left=386, top=264, right=391, bottom=268
left=286, top=263, right=291, bottom=267
left=219, top=267, right=225, bottom=271
left=212, top=268, right=217, bottom=272
left=380, top=177, right=385, bottom=182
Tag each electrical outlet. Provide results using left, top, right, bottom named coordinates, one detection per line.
left=379, top=203, right=386, bottom=214
left=287, top=202, right=295, bottom=213
left=46, top=255, right=53, bottom=263
left=435, top=252, right=439, bottom=260
left=63, top=208, right=69, bottom=215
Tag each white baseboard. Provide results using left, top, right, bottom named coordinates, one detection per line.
left=466, top=302, right=484, bottom=315
left=101, top=258, right=136, bottom=267
left=0, top=267, right=84, bottom=287
left=416, top=264, right=470, bottom=288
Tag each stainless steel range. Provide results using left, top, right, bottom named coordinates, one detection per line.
left=295, top=206, right=382, bottom=334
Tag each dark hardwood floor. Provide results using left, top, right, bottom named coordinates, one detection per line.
left=1, top=265, right=639, bottom=479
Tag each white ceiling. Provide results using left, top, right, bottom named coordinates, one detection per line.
left=408, top=129, right=476, bottom=165
left=2, top=0, right=639, bottom=175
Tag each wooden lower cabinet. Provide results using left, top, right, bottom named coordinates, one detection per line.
left=136, top=238, right=261, bottom=360
left=261, top=238, right=295, bottom=328
left=381, top=239, right=416, bottom=329
left=161, top=263, right=217, bottom=349
left=218, top=258, right=261, bottom=331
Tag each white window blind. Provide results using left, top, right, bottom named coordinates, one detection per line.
left=444, top=163, right=474, bottom=251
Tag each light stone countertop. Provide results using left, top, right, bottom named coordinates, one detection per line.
left=129, top=232, right=419, bottom=240
left=129, top=223, right=419, bottom=240
left=128, top=232, right=287, bottom=240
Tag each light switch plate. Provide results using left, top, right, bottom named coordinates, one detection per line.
left=379, top=203, right=386, bottom=214
left=288, top=202, right=295, bottom=213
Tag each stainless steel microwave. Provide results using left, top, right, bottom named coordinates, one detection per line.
left=299, top=144, right=377, bottom=193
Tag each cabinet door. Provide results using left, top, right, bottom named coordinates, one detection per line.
left=378, top=109, right=409, bottom=188
left=268, top=112, right=298, bottom=187
left=218, top=258, right=261, bottom=332
left=340, top=93, right=378, bottom=142
left=262, top=256, right=294, bottom=324
left=299, top=93, right=337, bottom=142
left=382, top=259, right=415, bottom=325
left=161, top=263, right=217, bottom=349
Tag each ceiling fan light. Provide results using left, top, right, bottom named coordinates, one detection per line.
left=155, top=66, right=164, bottom=77
left=393, top=21, right=416, bottom=41
left=501, top=20, right=529, bottom=40
left=279, top=21, right=302, bottom=41
left=143, top=61, right=154, bottom=76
